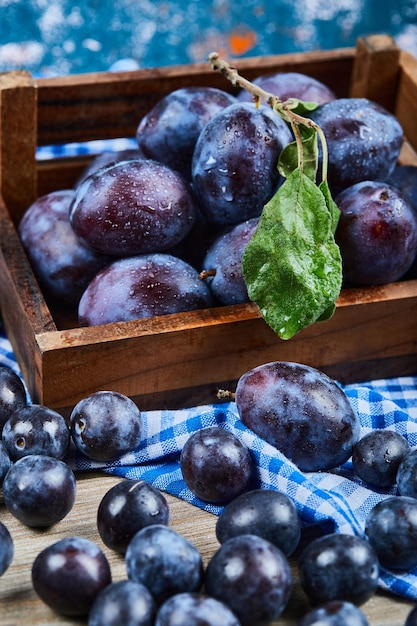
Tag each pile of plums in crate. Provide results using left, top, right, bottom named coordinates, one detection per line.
left=17, top=68, right=417, bottom=329
left=2, top=358, right=417, bottom=625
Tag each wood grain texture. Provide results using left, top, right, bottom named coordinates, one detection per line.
left=0, top=473, right=413, bottom=626
left=349, top=33, right=400, bottom=110
left=0, top=72, right=38, bottom=221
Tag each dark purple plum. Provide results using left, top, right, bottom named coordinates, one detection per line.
left=0, top=441, right=11, bottom=485
left=78, top=253, right=213, bottom=326
left=365, top=495, right=417, bottom=570
left=298, top=533, right=379, bottom=606
left=201, top=217, right=258, bottom=305
left=2, top=454, right=76, bottom=527
left=0, top=521, right=13, bottom=577
left=180, top=426, right=253, bottom=504
left=97, top=479, right=170, bottom=554
left=76, top=148, right=145, bottom=187
left=406, top=605, right=417, bottom=626
left=205, top=534, right=292, bottom=626
left=352, top=429, right=410, bottom=489
left=69, top=390, right=143, bottom=462
left=396, top=448, right=417, bottom=498
left=155, top=592, right=241, bottom=626
left=125, top=524, right=204, bottom=604
left=136, top=86, right=237, bottom=179
left=32, top=536, right=112, bottom=616
left=236, top=71, right=336, bottom=105
left=335, top=181, right=417, bottom=286
left=0, top=366, right=27, bottom=432
left=70, top=159, right=198, bottom=256
left=387, top=164, right=417, bottom=212
left=308, top=98, right=403, bottom=193
left=2, top=403, right=70, bottom=461
left=88, top=580, right=156, bottom=626
left=235, top=361, right=360, bottom=472
left=191, top=102, right=292, bottom=225
left=18, top=189, right=111, bottom=304
left=215, top=488, right=301, bottom=556
left=298, top=600, right=369, bottom=626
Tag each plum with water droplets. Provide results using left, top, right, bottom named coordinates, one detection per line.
left=235, top=361, right=360, bottom=472
left=18, top=189, right=111, bottom=304
left=236, top=71, right=336, bottom=105
left=191, top=102, right=292, bottom=225
left=335, top=180, right=417, bottom=286
left=136, top=86, right=237, bottom=179
left=200, top=217, right=258, bottom=305
left=70, top=158, right=198, bottom=256
left=78, top=253, right=212, bottom=326
left=308, top=98, right=403, bottom=193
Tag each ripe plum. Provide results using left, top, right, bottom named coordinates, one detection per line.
left=0, top=366, right=26, bottom=432
left=18, top=189, right=111, bottom=304
left=298, top=600, right=369, bottom=626
left=0, top=441, right=11, bottom=485
left=396, top=448, right=417, bottom=498
left=180, top=426, right=253, bottom=504
left=76, top=148, right=145, bottom=187
left=235, top=361, right=360, bottom=472
left=365, top=495, right=417, bottom=570
left=215, top=488, right=301, bottom=556
left=88, top=580, right=156, bottom=626
left=155, top=592, right=241, bottom=626
left=70, top=158, right=198, bottom=256
left=308, top=98, right=403, bottom=193
left=136, top=86, right=237, bottom=179
left=406, top=605, right=417, bottom=626
left=201, top=217, right=258, bottom=305
left=236, top=71, right=336, bottom=105
left=205, top=533, right=292, bottom=626
left=352, top=429, right=410, bottom=489
left=32, top=536, right=112, bottom=616
left=298, top=533, right=379, bottom=605
left=125, top=524, right=204, bottom=604
left=191, top=102, right=292, bottom=225
left=3, top=454, right=76, bottom=527
left=97, top=479, right=170, bottom=554
left=78, top=253, right=212, bottom=326
left=69, top=390, right=143, bottom=462
left=0, top=522, right=13, bottom=577
left=2, top=403, right=70, bottom=461
left=335, top=181, right=417, bottom=286
left=388, top=164, right=417, bottom=212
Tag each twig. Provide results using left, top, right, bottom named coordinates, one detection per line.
left=208, top=52, right=329, bottom=181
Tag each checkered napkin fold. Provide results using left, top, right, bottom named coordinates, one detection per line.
left=64, top=375, right=417, bottom=602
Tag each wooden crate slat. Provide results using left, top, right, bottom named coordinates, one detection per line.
left=0, top=71, right=38, bottom=220
left=34, top=48, right=355, bottom=146
left=349, top=33, right=400, bottom=110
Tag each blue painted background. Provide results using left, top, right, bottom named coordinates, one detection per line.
left=1, top=0, right=417, bottom=76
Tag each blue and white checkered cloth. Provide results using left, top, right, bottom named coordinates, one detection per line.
left=2, top=316, right=417, bottom=600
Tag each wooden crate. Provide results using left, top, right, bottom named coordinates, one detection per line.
left=0, top=33, right=416, bottom=414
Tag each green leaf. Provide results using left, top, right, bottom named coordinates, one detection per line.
left=319, top=179, right=341, bottom=234
left=242, top=168, right=343, bottom=340
left=283, top=98, right=319, bottom=115
left=278, top=126, right=318, bottom=182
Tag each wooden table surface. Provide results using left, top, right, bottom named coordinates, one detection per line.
left=0, top=472, right=414, bottom=626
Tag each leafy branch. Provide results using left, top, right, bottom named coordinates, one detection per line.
left=208, top=52, right=343, bottom=340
